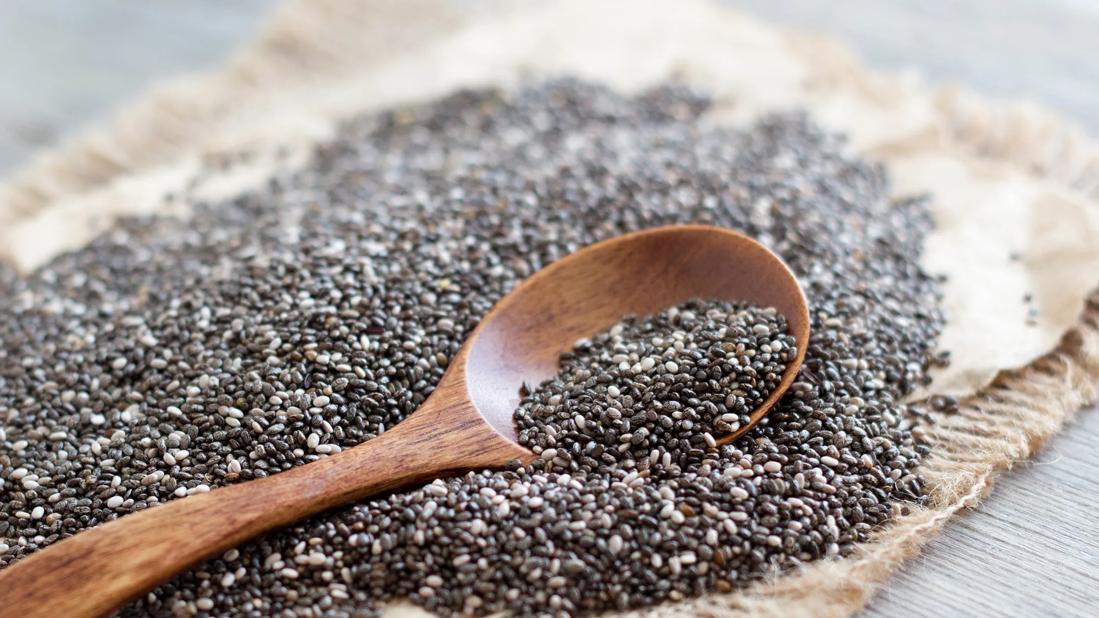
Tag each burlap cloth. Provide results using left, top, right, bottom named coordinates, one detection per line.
left=3, top=1, right=1099, bottom=616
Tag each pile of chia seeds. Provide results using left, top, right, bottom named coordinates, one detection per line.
left=517, top=299, right=796, bottom=472
left=0, top=81, right=944, bottom=617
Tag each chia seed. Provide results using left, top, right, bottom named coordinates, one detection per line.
left=0, top=80, right=943, bottom=616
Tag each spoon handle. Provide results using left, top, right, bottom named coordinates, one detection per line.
left=0, top=401, right=527, bottom=618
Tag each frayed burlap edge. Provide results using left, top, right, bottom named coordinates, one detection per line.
left=2, top=2, right=1098, bottom=617
left=0, top=0, right=466, bottom=228
left=638, top=33, right=1099, bottom=617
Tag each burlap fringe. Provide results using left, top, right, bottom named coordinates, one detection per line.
left=2, top=2, right=1098, bottom=616
left=0, top=0, right=464, bottom=228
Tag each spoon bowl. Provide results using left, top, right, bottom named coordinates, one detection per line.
left=0, top=224, right=809, bottom=618
left=462, top=224, right=810, bottom=445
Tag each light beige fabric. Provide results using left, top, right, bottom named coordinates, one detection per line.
left=3, top=1, right=1098, bottom=616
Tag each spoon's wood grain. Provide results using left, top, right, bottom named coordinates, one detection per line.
left=0, top=224, right=808, bottom=618
left=463, top=224, right=810, bottom=445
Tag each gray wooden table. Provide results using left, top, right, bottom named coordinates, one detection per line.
left=1, top=1, right=1096, bottom=616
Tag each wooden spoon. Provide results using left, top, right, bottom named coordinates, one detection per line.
left=0, top=224, right=809, bottom=618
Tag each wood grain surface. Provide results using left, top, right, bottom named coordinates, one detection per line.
left=0, top=1, right=1096, bottom=617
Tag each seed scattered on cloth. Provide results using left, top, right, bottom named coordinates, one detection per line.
left=0, top=80, right=944, bottom=616
left=516, top=299, right=796, bottom=472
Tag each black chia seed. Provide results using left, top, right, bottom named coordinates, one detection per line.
left=0, top=80, right=943, bottom=617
